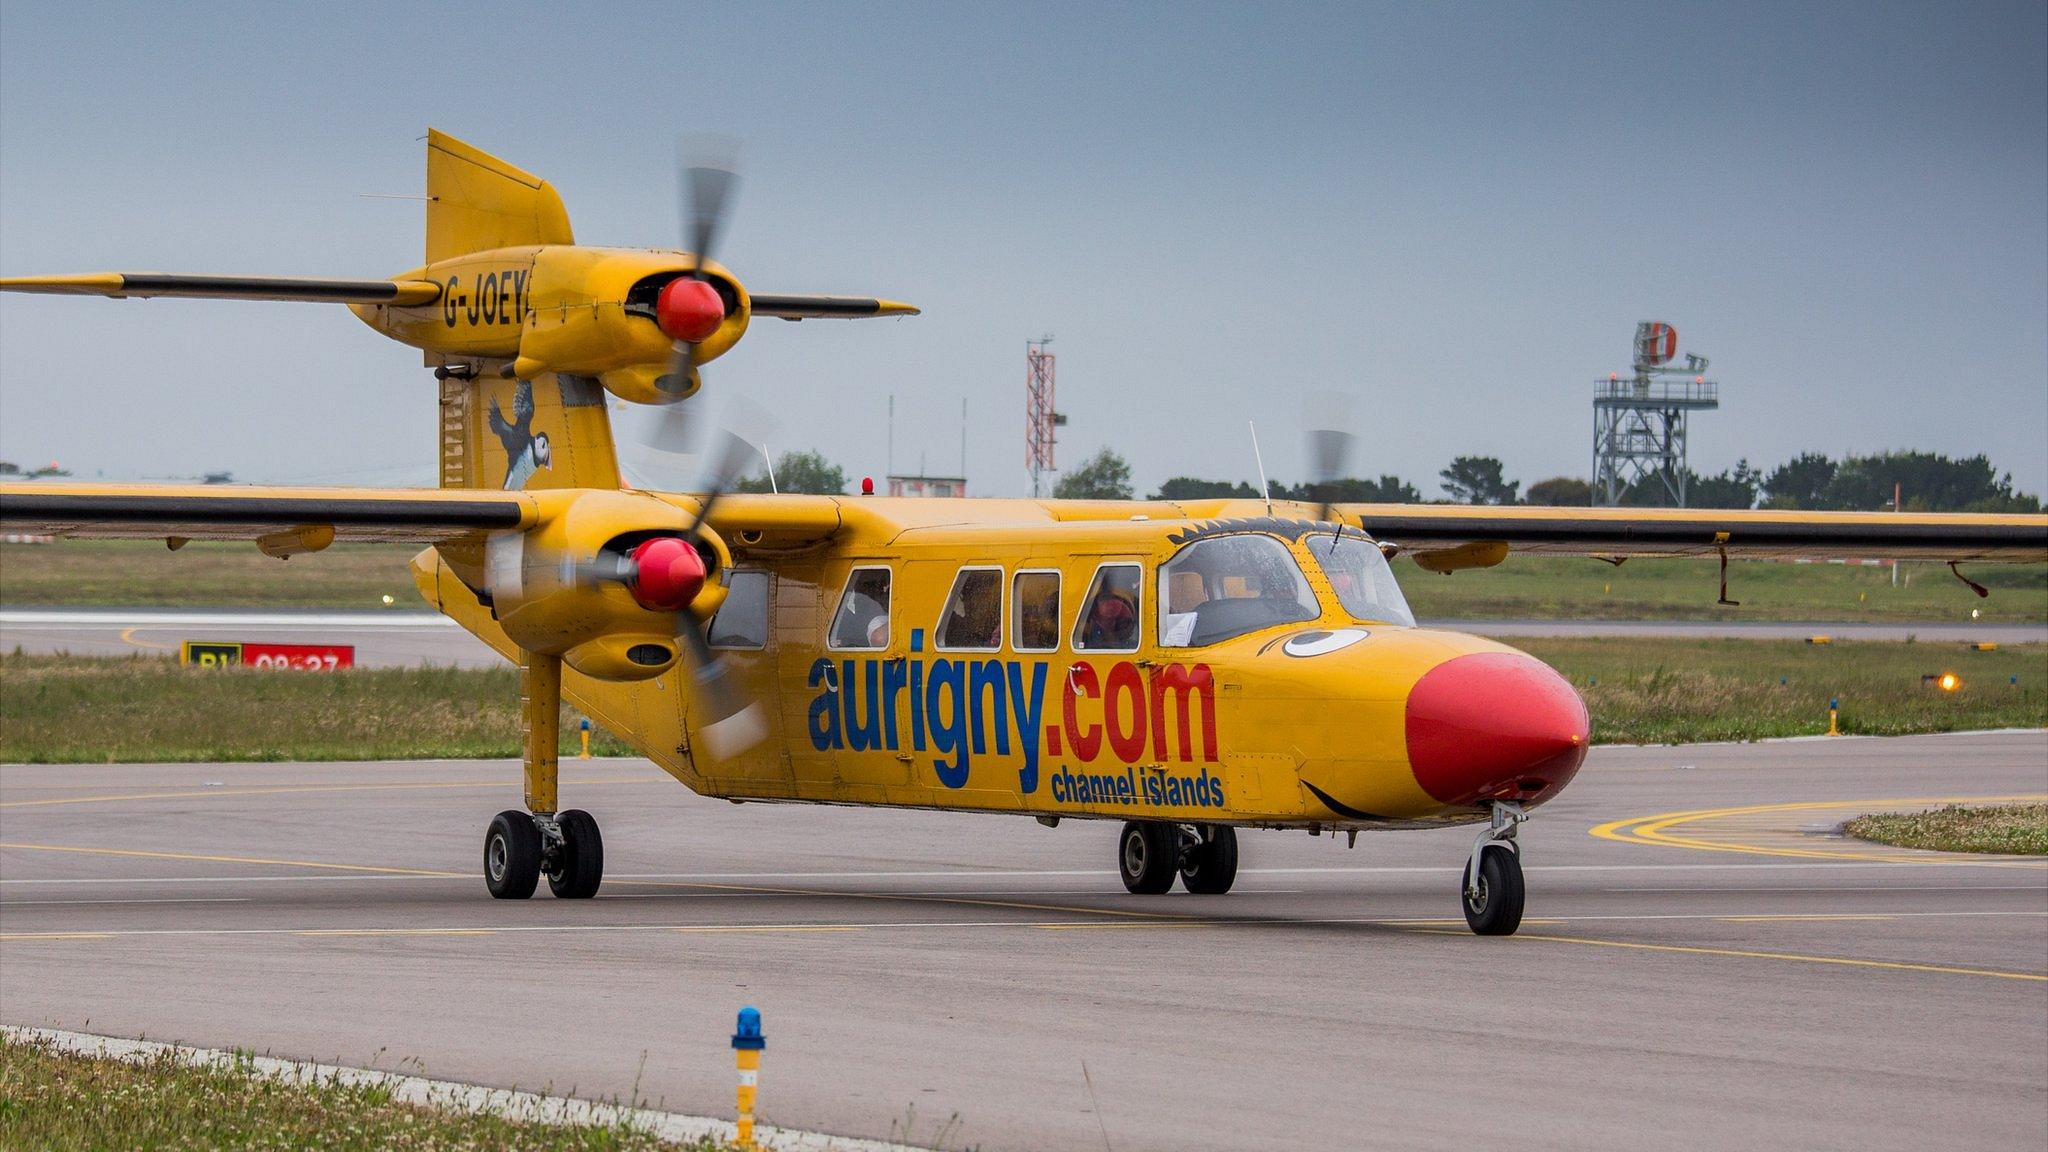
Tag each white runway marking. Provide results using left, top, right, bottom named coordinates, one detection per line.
left=0, top=610, right=459, bottom=628
left=4, top=858, right=2043, bottom=885
left=6, top=908, right=2043, bottom=941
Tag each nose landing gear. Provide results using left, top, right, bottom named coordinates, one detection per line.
left=1461, top=801, right=1526, bottom=935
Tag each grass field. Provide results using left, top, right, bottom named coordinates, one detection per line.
left=1509, top=636, right=2046, bottom=745
left=2, top=640, right=2040, bottom=763
left=6, top=539, right=2045, bottom=623
left=1, top=539, right=422, bottom=609
left=1399, top=552, right=2048, bottom=623
left=0, top=652, right=633, bottom=763
left=1843, top=803, right=2048, bottom=855
left=0, top=1031, right=730, bottom=1151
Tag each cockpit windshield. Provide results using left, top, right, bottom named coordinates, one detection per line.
left=1159, top=534, right=1321, bottom=647
left=1305, top=532, right=1416, bottom=627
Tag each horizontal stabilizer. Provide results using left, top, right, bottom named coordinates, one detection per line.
left=0, top=273, right=442, bottom=306
left=749, top=294, right=919, bottom=320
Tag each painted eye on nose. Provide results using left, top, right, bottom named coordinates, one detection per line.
left=1282, top=628, right=1368, bottom=657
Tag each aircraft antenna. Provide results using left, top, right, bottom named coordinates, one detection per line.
left=1248, top=421, right=1273, bottom=514
left=762, top=442, right=778, bottom=494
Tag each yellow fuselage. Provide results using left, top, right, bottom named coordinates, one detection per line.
left=416, top=496, right=1590, bottom=830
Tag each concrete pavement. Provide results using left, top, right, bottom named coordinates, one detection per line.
left=2, top=731, right=2045, bottom=1149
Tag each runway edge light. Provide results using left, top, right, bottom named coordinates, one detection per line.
left=732, top=1005, right=766, bottom=1149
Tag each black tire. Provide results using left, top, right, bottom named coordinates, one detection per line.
left=547, top=809, right=604, bottom=899
left=1118, top=821, right=1179, bottom=895
left=485, top=809, right=541, bottom=900
left=1462, top=844, right=1524, bottom=936
left=1179, top=826, right=1238, bottom=895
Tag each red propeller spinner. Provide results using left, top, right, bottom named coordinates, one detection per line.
left=655, top=278, right=725, bottom=344
left=626, top=536, right=707, bottom=613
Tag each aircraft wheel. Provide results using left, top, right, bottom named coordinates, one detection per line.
left=1462, top=844, right=1524, bottom=936
left=1179, top=826, right=1238, bottom=895
left=484, top=810, right=541, bottom=900
left=1118, top=821, right=1178, bottom=895
left=546, top=809, right=604, bottom=899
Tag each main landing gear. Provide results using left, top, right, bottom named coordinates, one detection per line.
left=484, top=651, right=606, bottom=900
left=1461, top=801, right=1526, bottom=935
left=484, top=808, right=604, bottom=900
left=1117, top=821, right=1239, bottom=895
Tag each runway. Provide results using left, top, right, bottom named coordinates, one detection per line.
left=4, top=608, right=2041, bottom=670
left=3, top=732, right=2045, bottom=1151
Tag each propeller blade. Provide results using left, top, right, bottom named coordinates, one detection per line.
left=1303, top=391, right=1357, bottom=525
left=677, top=607, right=766, bottom=758
left=678, top=133, right=741, bottom=274
left=688, top=427, right=759, bottom=536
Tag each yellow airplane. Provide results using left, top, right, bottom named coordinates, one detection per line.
left=4, top=135, right=2045, bottom=936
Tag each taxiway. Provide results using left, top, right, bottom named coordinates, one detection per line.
left=2, top=731, right=2045, bottom=1150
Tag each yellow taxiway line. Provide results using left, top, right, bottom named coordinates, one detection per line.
left=1442, top=930, right=2048, bottom=983
left=0, top=841, right=464, bottom=877
left=1590, top=795, right=2048, bottom=862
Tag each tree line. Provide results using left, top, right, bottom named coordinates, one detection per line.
left=1050, top=447, right=2041, bottom=513
left=726, top=445, right=2039, bottom=514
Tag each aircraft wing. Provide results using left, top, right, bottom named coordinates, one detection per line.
left=748, top=294, right=920, bottom=320
left=0, top=483, right=533, bottom=544
left=1338, top=504, right=2048, bottom=564
left=0, top=273, right=442, bottom=305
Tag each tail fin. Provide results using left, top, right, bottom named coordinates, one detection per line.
left=425, top=129, right=574, bottom=262
left=440, top=372, right=620, bottom=491
left=425, top=132, right=611, bottom=492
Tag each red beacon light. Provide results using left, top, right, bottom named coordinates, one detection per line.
left=860, top=476, right=875, bottom=496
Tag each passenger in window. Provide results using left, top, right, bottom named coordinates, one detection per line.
left=1076, top=566, right=1142, bottom=651
left=832, top=569, right=892, bottom=649
left=939, top=569, right=1002, bottom=650
left=1081, top=595, right=1136, bottom=649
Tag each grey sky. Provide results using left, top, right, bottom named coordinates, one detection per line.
left=3, top=1, right=2043, bottom=499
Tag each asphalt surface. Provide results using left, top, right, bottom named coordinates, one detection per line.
left=3, top=732, right=2045, bottom=1150
left=4, top=609, right=2041, bottom=670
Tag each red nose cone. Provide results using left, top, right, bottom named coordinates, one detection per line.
left=627, top=537, right=706, bottom=613
left=655, top=278, right=726, bottom=343
left=1406, top=652, right=1588, bottom=807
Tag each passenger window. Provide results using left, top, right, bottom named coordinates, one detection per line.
left=1073, top=563, right=1142, bottom=652
left=829, top=567, right=892, bottom=650
left=937, top=568, right=1003, bottom=651
left=707, top=570, right=770, bottom=650
left=1012, top=570, right=1060, bottom=652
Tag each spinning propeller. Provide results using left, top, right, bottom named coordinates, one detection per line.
left=656, top=135, right=743, bottom=400
left=1303, top=391, right=1358, bottom=526
left=565, top=423, right=769, bottom=759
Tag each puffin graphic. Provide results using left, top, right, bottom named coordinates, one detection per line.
left=488, top=380, right=552, bottom=490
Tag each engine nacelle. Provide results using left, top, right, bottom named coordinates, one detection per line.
left=366, top=246, right=752, bottom=405
left=454, top=489, right=732, bottom=681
